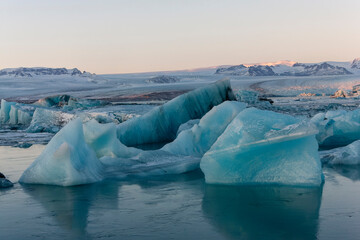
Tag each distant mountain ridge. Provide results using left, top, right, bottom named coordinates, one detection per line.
left=215, top=58, right=359, bottom=77
left=0, top=67, right=94, bottom=78
left=351, top=58, right=360, bottom=69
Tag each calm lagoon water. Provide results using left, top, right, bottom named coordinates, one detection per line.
left=1, top=145, right=360, bottom=240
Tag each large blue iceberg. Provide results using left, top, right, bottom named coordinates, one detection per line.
left=117, top=79, right=235, bottom=147
left=200, top=108, right=323, bottom=186
left=20, top=119, right=104, bottom=186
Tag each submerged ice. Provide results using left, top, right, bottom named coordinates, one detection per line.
left=200, top=108, right=323, bottom=186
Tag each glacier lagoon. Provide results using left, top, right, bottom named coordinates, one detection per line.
left=1, top=72, right=360, bottom=239
left=1, top=145, right=360, bottom=239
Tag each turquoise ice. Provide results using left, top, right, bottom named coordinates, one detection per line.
left=20, top=119, right=104, bottom=186
left=117, top=79, right=235, bottom=147
left=162, top=101, right=246, bottom=157
left=0, top=99, right=34, bottom=125
left=201, top=108, right=323, bottom=186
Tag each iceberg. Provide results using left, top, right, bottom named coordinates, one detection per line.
left=117, top=79, right=235, bottom=147
left=33, top=94, right=105, bottom=109
left=200, top=108, right=323, bottom=186
left=235, top=90, right=259, bottom=104
left=20, top=119, right=104, bottom=186
left=26, top=108, right=75, bottom=133
left=0, top=99, right=34, bottom=125
left=19, top=117, right=201, bottom=186
left=8, top=104, right=33, bottom=125
left=33, top=95, right=72, bottom=108
left=0, top=99, right=16, bottom=123
left=320, top=140, right=360, bottom=165
left=311, top=109, right=360, bottom=148
left=162, top=101, right=246, bottom=157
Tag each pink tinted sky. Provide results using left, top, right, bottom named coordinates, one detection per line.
left=1, top=0, right=360, bottom=74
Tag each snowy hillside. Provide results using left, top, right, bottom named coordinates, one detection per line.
left=0, top=67, right=94, bottom=78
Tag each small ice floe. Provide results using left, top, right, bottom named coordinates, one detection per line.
left=0, top=172, right=13, bottom=188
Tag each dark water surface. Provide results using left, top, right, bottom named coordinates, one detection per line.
left=0, top=146, right=360, bottom=240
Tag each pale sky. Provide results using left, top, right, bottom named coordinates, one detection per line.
left=1, top=0, right=360, bottom=74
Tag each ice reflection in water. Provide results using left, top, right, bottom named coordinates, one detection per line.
left=324, top=165, right=360, bottom=181
left=202, top=184, right=323, bottom=239
left=22, top=182, right=119, bottom=237
left=3, top=143, right=360, bottom=240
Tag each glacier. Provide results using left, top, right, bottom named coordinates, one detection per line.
left=117, top=79, right=235, bottom=147
left=311, top=109, right=360, bottom=148
left=200, top=108, right=323, bottom=186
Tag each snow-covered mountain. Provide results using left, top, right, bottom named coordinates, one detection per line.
left=278, top=62, right=352, bottom=76
left=215, top=59, right=358, bottom=77
left=351, top=58, right=360, bottom=69
left=0, top=67, right=94, bottom=78
left=215, top=65, right=276, bottom=76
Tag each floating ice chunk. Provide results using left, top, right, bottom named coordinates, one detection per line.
left=20, top=119, right=103, bottom=186
left=235, top=90, right=259, bottom=104
left=0, top=178, right=13, bottom=188
left=0, top=99, right=34, bottom=125
left=33, top=95, right=72, bottom=107
left=66, top=97, right=105, bottom=110
left=9, top=105, right=33, bottom=125
left=83, top=119, right=140, bottom=159
left=201, top=108, right=323, bottom=186
left=0, top=99, right=16, bottom=123
left=320, top=140, right=360, bottom=165
left=235, top=89, right=272, bottom=108
left=34, top=94, right=105, bottom=110
left=117, top=79, right=235, bottom=147
left=27, top=108, right=75, bottom=133
left=162, top=101, right=246, bottom=157
left=311, top=109, right=360, bottom=148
